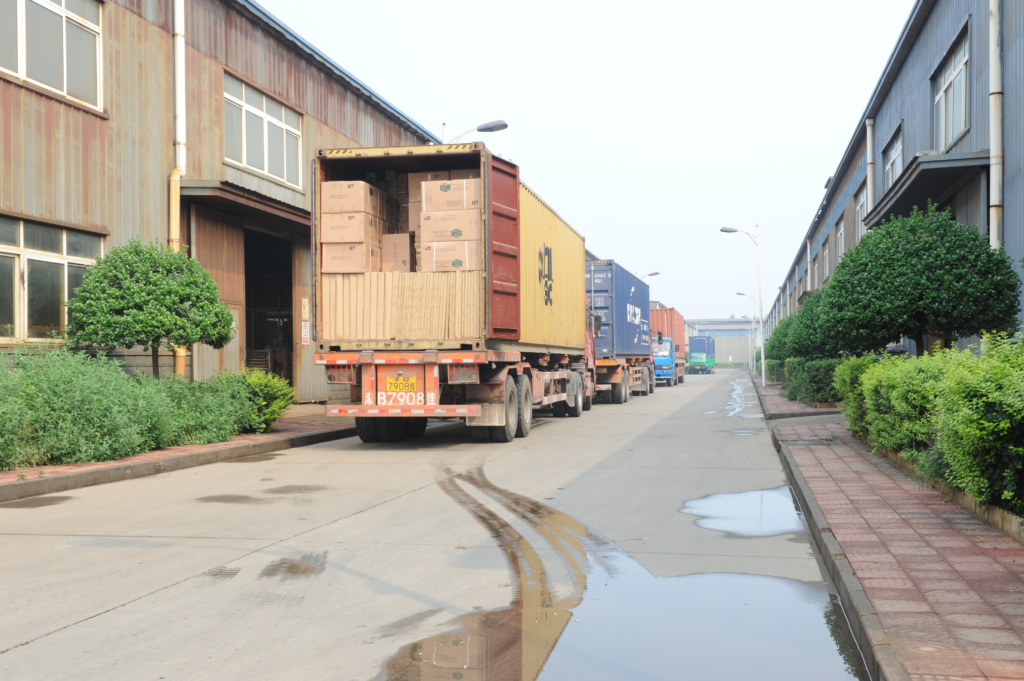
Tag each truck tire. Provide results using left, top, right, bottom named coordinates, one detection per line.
left=377, top=418, right=407, bottom=443
left=566, top=372, right=583, bottom=417
left=583, top=373, right=594, bottom=411
left=405, top=417, right=428, bottom=438
left=637, top=368, right=650, bottom=396
left=648, top=368, right=655, bottom=394
left=552, top=400, right=567, bottom=417
left=679, top=372, right=685, bottom=384
left=612, top=378, right=627, bottom=404
left=355, top=417, right=381, bottom=443
left=490, top=376, right=519, bottom=443
left=515, top=374, right=532, bottom=438
left=471, top=427, right=492, bottom=442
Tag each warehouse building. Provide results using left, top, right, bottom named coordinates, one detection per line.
left=766, top=0, right=1024, bottom=354
left=0, top=0, right=438, bottom=400
left=687, top=318, right=760, bottom=367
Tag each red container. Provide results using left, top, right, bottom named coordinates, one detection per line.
left=650, top=306, right=686, bottom=354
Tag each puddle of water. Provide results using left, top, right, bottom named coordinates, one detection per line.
left=263, top=485, right=328, bottom=494
left=196, top=495, right=273, bottom=505
left=0, top=495, right=73, bottom=508
left=703, top=411, right=718, bottom=415
left=258, top=551, right=328, bottom=581
left=224, top=454, right=279, bottom=463
left=725, top=378, right=760, bottom=417
left=739, top=413, right=765, bottom=419
left=202, top=566, right=241, bottom=580
left=732, top=430, right=758, bottom=436
left=381, top=470, right=864, bottom=681
left=679, top=486, right=806, bottom=537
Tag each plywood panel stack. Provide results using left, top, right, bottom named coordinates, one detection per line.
left=321, top=271, right=481, bottom=341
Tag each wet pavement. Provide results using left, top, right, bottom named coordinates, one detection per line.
left=0, top=369, right=867, bottom=680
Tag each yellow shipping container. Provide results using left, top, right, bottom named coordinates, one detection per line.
left=517, top=182, right=586, bottom=352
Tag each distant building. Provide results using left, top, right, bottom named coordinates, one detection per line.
left=767, top=0, right=1023, bottom=354
left=0, top=0, right=438, bottom=400
left=687, top=318, right=760, bottom=365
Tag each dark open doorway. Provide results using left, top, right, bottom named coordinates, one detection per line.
left=244, top=229, right=293, bottom=385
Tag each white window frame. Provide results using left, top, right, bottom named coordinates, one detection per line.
left=812, top=257, right=818, bottom=289
left=836, top=218, right=845, bottom=259
left=0, top=0, right=104, bottom=111
left=855, top=186, right=868, bottom=240
left=0, top=218, right=102, bottom=342
left=823, top=242, right=829, bottom=280
left=884, top=132, right=903, bottom=191
left=223, top=74, right=302, bottom=189
left=934, top=33, right=969, bottom=152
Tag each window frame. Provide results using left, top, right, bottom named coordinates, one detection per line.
left=0, top=218, right=102, bottom=342
left=933, top=33, right=969, bottom=152
left=884, top=131, right=903, bottom=191
left=0, top=0, right=104, bottom=111
left=823, top=241, right=829, bottom=281
left=855, top=185, right=868, bottom=240
left=223, top=73, right=302, bottom=189
left=836, top=217, right=845, bottom=260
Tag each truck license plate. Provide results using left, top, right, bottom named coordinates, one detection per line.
left=385, top=376, right=416, bottom=392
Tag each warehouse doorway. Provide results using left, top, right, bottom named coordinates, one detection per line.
left=244, top=229, right=294, bottom=385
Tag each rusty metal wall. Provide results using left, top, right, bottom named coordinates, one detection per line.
left=0, top=3, right=173, bottom=246
left=518, top=182, right=586, bottom=351
left=192, top=205, right=245, bottom=379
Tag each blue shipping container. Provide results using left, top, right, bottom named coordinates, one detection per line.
left=585, top=260, right=651, bottom=358
left=689, top=336, right=716, bottom=358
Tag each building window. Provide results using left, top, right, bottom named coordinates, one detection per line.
left=223, top=72, right=302, bottom=188
left=823, top=242, right=829, bottom=280
left=836, top=218, right=845, bottom=259
left=856, top=186, right=867, bottom=239
left=0, top=215, right=101, bottom=341
left=0, top=0, right=102, bottom=108
left=812, top=256, right=818, bottom=289
left=934, top=33, right=969, bottom=151
left=884, top=132, right=903, bottom=191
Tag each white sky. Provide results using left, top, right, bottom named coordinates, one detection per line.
left=259, top=0, right=915, bottom=319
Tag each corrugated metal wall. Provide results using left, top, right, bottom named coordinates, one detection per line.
left=192, top=205, right=245, bottom=378
left=1004, top=0, right=1024, bottom=310
left=518, top=183, right=586, bottom=351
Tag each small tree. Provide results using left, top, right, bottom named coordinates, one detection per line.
left=764, top=315, right=794, bottom=361
left=786, top=291, right=846, bottom=359
left=819, top=205, right=1021, bottom=354
left=66, top=239, right=234, bottom=378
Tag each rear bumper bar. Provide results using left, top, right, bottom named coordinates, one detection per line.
left=327, top=405, right=482, bottom=417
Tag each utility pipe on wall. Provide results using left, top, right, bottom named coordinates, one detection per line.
left=170, top=0, right=187, bottom=376
left=865, top=118, right=876, bottom=210
left=989, top=0, right=1003, bottom=249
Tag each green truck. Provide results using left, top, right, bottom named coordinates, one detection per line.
left=686, top=336, right=715, bottom=374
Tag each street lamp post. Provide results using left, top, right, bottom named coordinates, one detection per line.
left=721, top=226, right=766, bottom=388
left=443, top=120, right=509, bottom=144
left=738, top=293, right=758, bottom=377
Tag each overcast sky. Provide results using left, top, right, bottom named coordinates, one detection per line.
left=260, top=0, right=915, bottom=319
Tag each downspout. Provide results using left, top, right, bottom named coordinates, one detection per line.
left=865, top=119, right=876, bottom=210
left=989, top=0, right=1003, bottom=249
left=170, top=0, right=188, bottom=376
left=805, top=239, right=811, bottom=291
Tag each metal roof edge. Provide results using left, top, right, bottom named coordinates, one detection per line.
left=774, top=0, right=936, bottom=310
left=234, top=0, right=442, bottom=144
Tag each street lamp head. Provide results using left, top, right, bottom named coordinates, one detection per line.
left=476, top=120, right=508, bottom=133
left=647, top=271, right=660, bottom=277
left=720, top=227, right=738, bottom=233
left=736, top=292, right=746, bottom=296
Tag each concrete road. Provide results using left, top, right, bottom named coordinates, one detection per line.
left=0, top=369, right=865, bottom=680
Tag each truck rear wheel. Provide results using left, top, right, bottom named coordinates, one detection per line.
left=405, top=417, right=428, bottom=439
left=648, top=369, right=655, bottom=394
left=612, top=378, right=627, bottom=404
left=355, top=417, right=381, bottom=443
left=377, top=418, right=407, bottom=443
left=582, top=373, right=593, bottom=411
left=515, top=374, right=532, bottom=438
left=567, top=372, right=583, bottom=417
left=490, top=376, right=518, bottom=443
left=471, top=427, right=492, bottom=442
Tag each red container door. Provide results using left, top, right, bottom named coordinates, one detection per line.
left=486, top=153, right=520, bottom=340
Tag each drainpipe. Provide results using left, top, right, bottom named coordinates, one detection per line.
left=805, top=239, right=811, bottom=291
left=170, top=0, right=188, bottom=376
left=989, top=0, right=1003, bottom=249
left=865, top=118, right=876, bottom=210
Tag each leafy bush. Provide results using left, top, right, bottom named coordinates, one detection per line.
left=786, top=292, right=845, bottom=360
left=764, top=316, right=794, bottom=361
left=0, top=350, right=290, bottom=471
left=932, top=335, right=1024, bottom=514
left=800, top=359, right=843, bottom=404
left=833, top=355, right=879, bottom=436
left=766, top=359, right=785, bottom=383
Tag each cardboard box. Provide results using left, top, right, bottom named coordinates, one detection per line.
left=421, top=240, right=482, bottom=272
left=320, top=212, right=382, bottom=243
left=408, top=171, right=449, bottom=202
left=381, top=233, right=415, bottom=272
left=422, top=179, right=482, bottom=212
left=450, top=168, right=481, bottom=180
left=320, top=181, right=381, bottom=216
left=321, top=242, right=380, bottom=273
left=420, top=210, right=482, bottom=241
left=409, top=202, right=421, bottom=232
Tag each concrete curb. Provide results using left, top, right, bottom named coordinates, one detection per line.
left=0, top=427, right=357, bottom=504
left=750, top=379, right=842, bottom=420
left=769, top=424, right=911, bottom=681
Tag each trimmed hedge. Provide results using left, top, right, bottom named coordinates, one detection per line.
left=800, top=359, right=843, bottom=404
left=832, top=355, right=877, bottom=436
left=0, top=349, right=292, bottom=471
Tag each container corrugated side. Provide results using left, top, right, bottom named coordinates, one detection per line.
left=586, top=260, right=650, bottom=358
left=649, top=307, right=684, bottom=345
left=518, top=183, right=585, bottom=351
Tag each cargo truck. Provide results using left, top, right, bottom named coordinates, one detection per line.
left=312, top=143, right=595, bottom=443
left=650, top=305, right=686, bottom=386
left=687, top=336, right=716, bottom=374
left=586, top=258, right=655, bottom=403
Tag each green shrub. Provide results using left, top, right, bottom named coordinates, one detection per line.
left=800, top=359, right=842, bottom=404
left=783, top=357, right=807, bottom=399
left=154, top=373, right=251, bottom=446
left=766, top=359, right=785, bottom=382
left=932, top=335, right=1024, bottom=514
left=833, top=355, right=878, bottom=436
left=234, top=369, right=295, bottom=433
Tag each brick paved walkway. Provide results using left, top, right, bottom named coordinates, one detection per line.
left=778, top=420, right=1024, bottom=680
left=0, top=416, right=352, bottom=485
left=751, top=374, right=840, bottom=419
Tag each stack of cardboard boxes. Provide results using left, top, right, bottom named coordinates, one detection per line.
left=419, top=170, right=483, bottom=272
left=320, top=180, right=414, bottom=273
